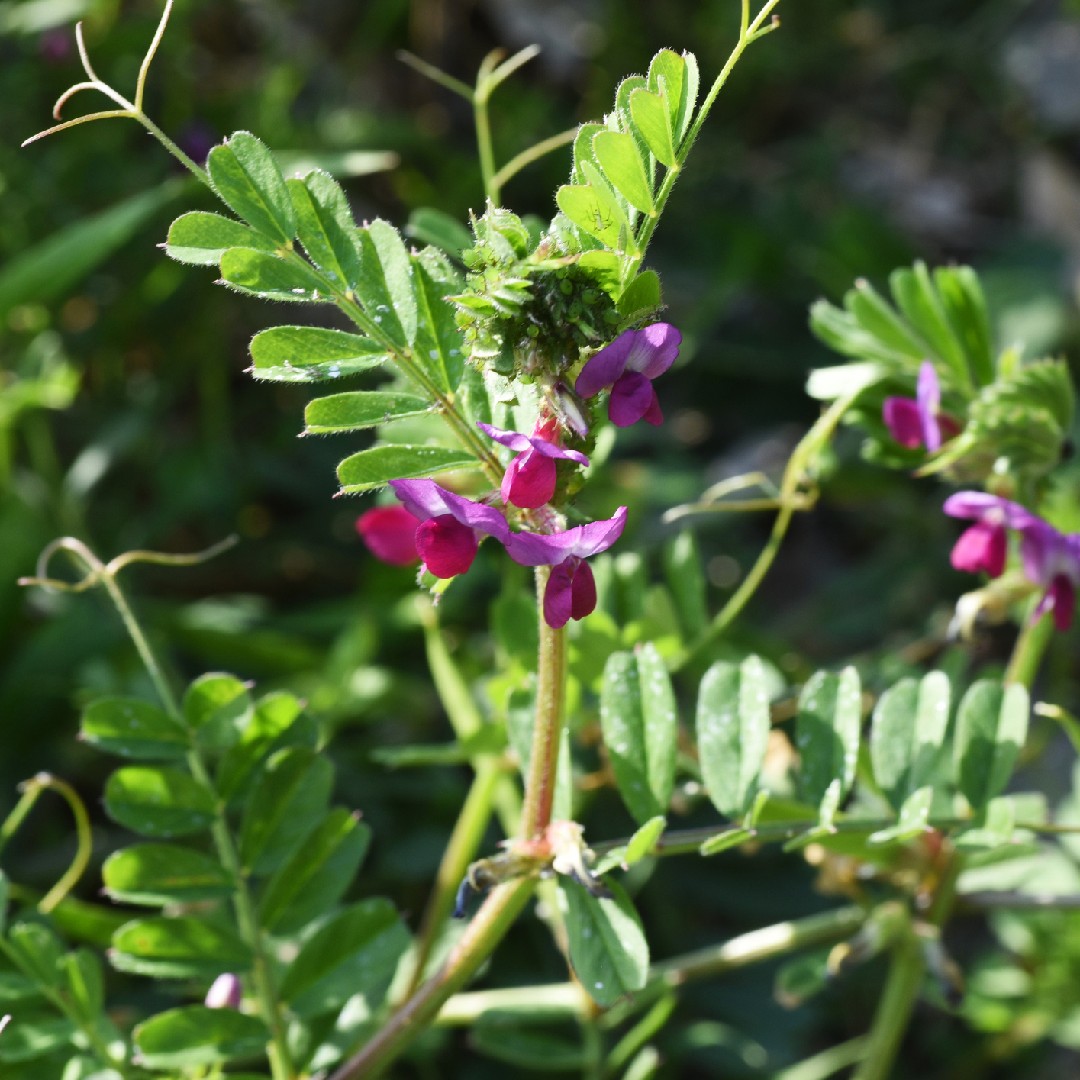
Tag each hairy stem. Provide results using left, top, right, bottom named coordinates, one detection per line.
left=521, top=566, right=567, bottom=838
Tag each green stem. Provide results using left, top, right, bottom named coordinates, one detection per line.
left=475, top=52, right=501, bottom=205
left=852, top=846, right=961, bottom=1080
left=632, top=0, right=783, bottom=268
left=1004, top=602, right=1054, bottom=688
left=521, top=566, right=567, bottom=839
left=436, top=904, right=865, bottom=1024
left=56, top=542, right=296, bottom=1079
left=672, top=390, right=855, bottom=672
left=490, top=127, right=577, bottom=194
left=328, top=879, right=536, bottom=1080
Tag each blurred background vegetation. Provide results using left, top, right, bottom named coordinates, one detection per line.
left=4, top=0, right=1080, bottom=1075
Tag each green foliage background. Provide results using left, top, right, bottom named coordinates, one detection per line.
left=4, top=0, right=1080, bottom=1075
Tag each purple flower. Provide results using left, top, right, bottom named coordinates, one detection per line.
left=575, top=323, right=681, bottom=428
left=944, top=492, right=1080, bottom=630
left=505, top=507, right=628, bottom=628
left=389, top=479, right=510, bottom=579
left=356, top=505, right=422, bottom=566
left=882, top=362, right=958, bottom=452
left=478, top=419, right=589, bottom=509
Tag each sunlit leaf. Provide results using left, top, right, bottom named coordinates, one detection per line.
left=303, top=391, right=430, bottom=434
left=336, top=444, right=476, bottom=494
left=207, top=131, right=296, bottom=244
left=954, top=681, right=1029, bottom=811
left=111, top=917, right=252, bottom=979
left=102, top=843, right=233, bottom=906
left=558, top=878, right=648, bottom=1007
left=600, top=645, right=678, bottom=825
left=249, top=324, right=388, bottom=382
left=80, top=697, right=188, bottom=761
left=593, top=130, right=655, bottom=215
left=796, top=668, right=861, bottom=806
left=164, top=210, right=277, bottom=266
left=278, top=899, right=410, bottom=1017
left=870, top=672, right=950, bottom=811
left=287, top=170, right=363, bottom=290
left=219, top=247, right=328, bottom=303
left=238, top=747, right=333, bottom=875
left=257, top=808, right=371, bottom=933
left=134, top=1006, right=269, bottom=1069
left=104, top=766, right=216, bottom=838
left=697, top=656, right=771, bottom=818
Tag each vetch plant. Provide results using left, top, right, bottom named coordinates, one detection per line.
left=10, top=1, right=1080, bottom=1078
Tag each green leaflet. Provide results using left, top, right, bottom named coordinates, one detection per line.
left=287, top=170, right=363, bottom=290
left=182, top=672, right=253, bottom=752
left=249, top=324, right=388, bottom=382
left=796, top=667, right=862, bottom=809
left=696, top=656, right=771, bottom=819
left=629, top=88, right=676, bottom=168
left=647, top=48, right=698, bottom=146
left=110, top=916, right=252, bottom=979
left=257, top=808, right=371, bottom=933
left=207, top=131, right=296, bottom=245
left=870, top=672, right=950, bottom=811
left=954, top=680, right=1030, bottom=811
left=889, top=262, right=969, bottom=387
left=593, top=130, right=655, bottom=215
left=336, top=444, right=476, bottom=494
left=599, top=645, right=678, bottom=825
left=278, top=899, right=410, bottom=1018
left=304, top=391, right=431, bottom=434
left=411, top=247, right=466, bottom=394
left=238, top=747, right=334, bottom=875
left=219, top=247, right=329, bottom=302
left=164, top=210, right=279, bottom=266
left=102, top=844, right=234, bottom=906
left=133, top=1006, right=269, bottom=1070
left=80, top=697, right=189, bottom=761
left=352, top=219, right=417, bottom=350
left=558, top=878, right=648, bottom=1007
left=104, top=766, right=216, bottom=838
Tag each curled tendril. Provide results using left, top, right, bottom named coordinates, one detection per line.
left=19, top=534, right=238, bottom=594
left=21, top=2, right=206, bottom=181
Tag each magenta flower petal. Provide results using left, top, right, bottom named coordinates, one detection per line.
left=883, top=396, right=925, bottom=449
left=356, top=505, right=421, bottom=566
left=916, top=361, right=943, bottom=452
left=608, top=371, right=657, bottom=427
left=543, top=559, right=576, bottom=629
left=570, top=559, right=597, bottom=620
left=389, top=479, right=510, bottom=543
left=626, top=323, right=681, bottom=379
left=477, top=422, right=589, bottom=465
left=502, top=449, right=558, bottom=509
left=416, top=515, right=479, bottom=578
left=942, top=493, right=1037, bottom=532
left=542, top=557, right=600, bottom=628
left=575, top=331, right=634, bottom=398
left=205, top=973, right=242, bottom=1010
left=1035, top=574, right=1077, bottom=631
left=505, top=506, right=628, bottom=567
left=951, top=521, right=1007, bottom=577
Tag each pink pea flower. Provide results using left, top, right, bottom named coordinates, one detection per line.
left=575, top=323, right=682, bottom=427
left=505, top=507, right=628, bottom=628
left=356, top=505, right=423, bottom=566
left=883, top=362, right=959, bottom=452
left=478, top=419, right=589, bottom=509
left=389, top=479, right=510, bottom=579
left=944, top=492, right=1080, bottom=630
